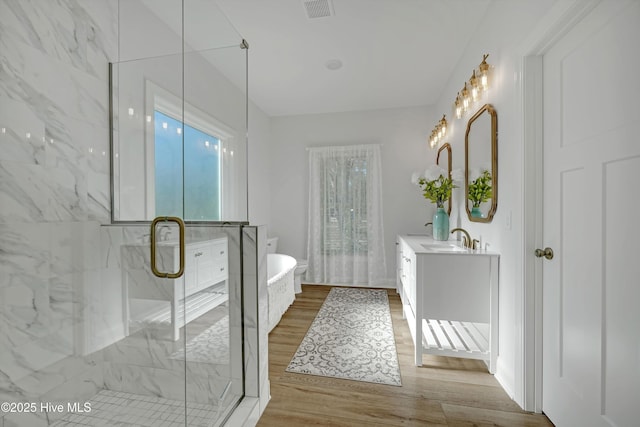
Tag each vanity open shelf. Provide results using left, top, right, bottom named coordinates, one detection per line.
left=421, top=319, right=489, bottom=360
left=397, top=235, right=499, bottom=372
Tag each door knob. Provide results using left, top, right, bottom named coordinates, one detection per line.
left=535, top=247, right=554, bottom=260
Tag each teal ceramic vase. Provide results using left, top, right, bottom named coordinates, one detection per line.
left=471, top=206, right=483, bottom=218
left=433, top=207, right=449, bottom=241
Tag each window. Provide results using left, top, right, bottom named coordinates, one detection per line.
left=154, top=110, right=221, bottom=220
left=307, top=144, right=387, bottom=286
left=321, top=155, right=368, bottom=253
left=145, top=80, right=236, bottom=221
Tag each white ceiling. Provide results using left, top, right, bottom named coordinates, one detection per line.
left=214, top=0, right=493, bottom=117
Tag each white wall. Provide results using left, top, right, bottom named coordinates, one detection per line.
left=248, top=101, right=272, bottom=227
left=429, top=0, right=556, bottom=408
left=269, top=106, right=436, bottom=285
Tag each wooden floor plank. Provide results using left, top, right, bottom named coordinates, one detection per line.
left=257, top=285, right=553, bottom=426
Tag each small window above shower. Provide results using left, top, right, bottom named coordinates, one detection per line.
left=109, top=38, right=248, bottom=223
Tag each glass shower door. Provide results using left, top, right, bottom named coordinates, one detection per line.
left=114, top=219, right=243, bottom=427
left=110, top=0, right=250, bottom=423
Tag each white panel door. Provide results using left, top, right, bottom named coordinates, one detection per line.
left=542, top=1, right=640, bottom=426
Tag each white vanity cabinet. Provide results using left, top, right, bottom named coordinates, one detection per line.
left=123, top=237, right=229, bottom=340
left=184, top=239, right=228, bottom=296
left=396, top=235, right=499, bottom=373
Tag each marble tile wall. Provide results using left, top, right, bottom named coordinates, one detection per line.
left=241, top=226, right=270, bottom=418
left=0, top=0, right=117, bottom=425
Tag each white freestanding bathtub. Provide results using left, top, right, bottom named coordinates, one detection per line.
left=267, top=253, right=297, bottom=332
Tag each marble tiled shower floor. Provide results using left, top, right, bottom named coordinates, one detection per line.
left=50, top=390, right=217, bottom=427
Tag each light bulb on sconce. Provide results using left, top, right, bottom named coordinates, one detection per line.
left=461, top=83, right=470, bottom=111
left=454, top=93, right=463, bottom=119
left=439, top=115, right=447, bottom=135
left=470, top=70, right=480, bottom=102
left=479, top=54, right=490, bottom=91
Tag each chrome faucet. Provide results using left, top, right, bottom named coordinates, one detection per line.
left=450, top=227, right=472, bottom=248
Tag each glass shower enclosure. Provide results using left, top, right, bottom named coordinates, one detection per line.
left=0, top=0, right=261, bottom=426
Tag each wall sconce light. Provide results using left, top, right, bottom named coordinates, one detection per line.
left=454, top=92, right=463, bottom=119
left=452, top=54, right=491, bottom=119
left=469, top=70, right=480, bottom=102
left=461, top=82, right=470, bottom=111
left=429, top=114, right=448, bottom=149
left=478, top=54, right=490, bottom=91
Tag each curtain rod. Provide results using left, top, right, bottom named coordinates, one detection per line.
left=305, top=143, right=383, bottom=151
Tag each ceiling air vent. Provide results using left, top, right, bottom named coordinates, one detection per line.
left=303, top=0, right=334, bottom=19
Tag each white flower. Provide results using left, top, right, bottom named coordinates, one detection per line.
left=410, top=171, right=421, bottom=185
left=424, top=164, right=446, bottom=182
left=451, top=168, right=465, bottom=183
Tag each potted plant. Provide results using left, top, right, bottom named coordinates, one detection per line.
left=412, top=165, right=456, bottom=240
left=468, top=169, right=492, bottom=218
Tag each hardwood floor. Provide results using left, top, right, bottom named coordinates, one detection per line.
left=257, top=285, right=553, bottom=426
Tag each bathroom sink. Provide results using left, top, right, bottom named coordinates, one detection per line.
left=420, top=243, right=467, bottom=253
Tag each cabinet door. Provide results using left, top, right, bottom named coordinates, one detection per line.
left=184, top=245, right=198, bottom=296
left=192, top=241, right=217, bottom=293
left=400, top=241, right=417, bottom=309
left=210, top=239, right=228, bottom=283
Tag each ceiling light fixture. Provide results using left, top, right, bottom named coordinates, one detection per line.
left=325, top=59, right=343, bottom=70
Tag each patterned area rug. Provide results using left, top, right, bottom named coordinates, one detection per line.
left=286, top=287, right=402, bottom=386
left=169, top=316, right=229, bottom=364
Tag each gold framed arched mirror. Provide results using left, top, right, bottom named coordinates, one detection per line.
left=465, top=104, right=497, bottom=222
left=436, top=143, right=452, bottom=215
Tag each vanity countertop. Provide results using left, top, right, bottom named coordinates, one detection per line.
left=399, top=234, right=499, bottom=256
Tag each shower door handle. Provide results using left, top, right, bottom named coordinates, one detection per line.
left=150, top=216, right=185, bottom=278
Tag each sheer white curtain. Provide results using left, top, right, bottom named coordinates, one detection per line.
left=306, top=144, right=387, bottom=286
